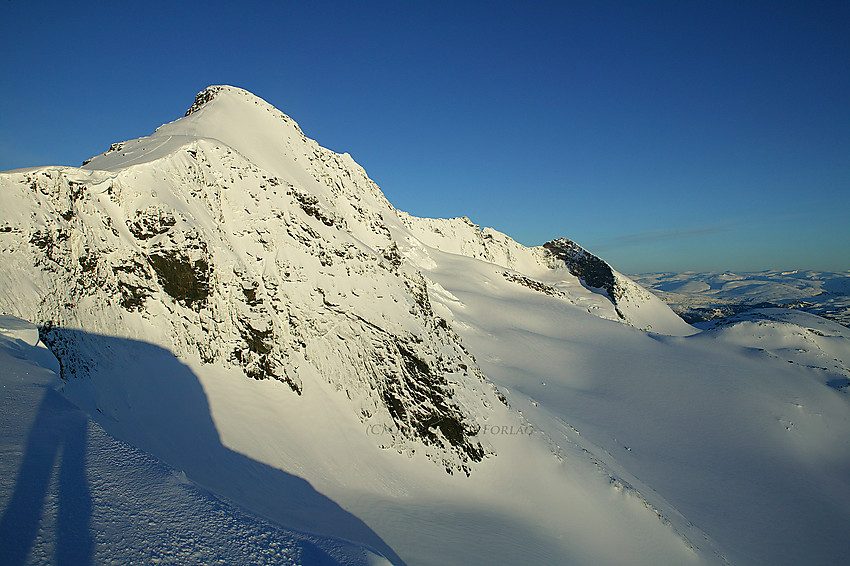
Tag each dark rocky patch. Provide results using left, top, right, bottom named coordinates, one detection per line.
left=127, top=207, right=177, bottom=240
left=543, top=238, right=620, bottom=304
left=241, top=285, right=259, bottom=306
left=380, top=340, right=485, bottom=473
left=381, top=243, right=403, bottom=269
left=77, top=250, right=98, bottom=273
left=239, top=323, right=273, bottom=355
left=29, top=230, right=53, bottom=250
left=147, top=251, right=210, bottom=308
left=112, top=257, right=154, bottom=311
left=232, top=347, right=302, bottom=394
left=293, top=191, right=341, bottom=228
left=404, top=272, right=432, bottom=316
left=502, top=272, right=565, bottom=297
left=185, top=86, right=223, bottom=116
left=38, top=323, right=92, bottom=381
left=29, top=228, right=70, bottom=267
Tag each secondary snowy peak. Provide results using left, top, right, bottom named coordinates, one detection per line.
left=537, top=238, right=696, bottom=334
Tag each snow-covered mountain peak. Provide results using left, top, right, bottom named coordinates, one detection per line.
left=167, top=84, right=306, bottom=140
left=84, top=85, right=307, bottom=175
left=81, top=85, right=394, bottom=223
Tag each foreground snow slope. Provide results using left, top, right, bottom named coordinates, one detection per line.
left=1, top=85, right=848, bottom=565
left=422, top=253, right=850, bottom=566
left=0, top=316, right=391, bottom=566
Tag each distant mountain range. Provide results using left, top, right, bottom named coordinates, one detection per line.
left=633, top=270, right=850, bottom=327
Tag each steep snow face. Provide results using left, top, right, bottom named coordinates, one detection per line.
left=3, top=144, right=491, bottom=476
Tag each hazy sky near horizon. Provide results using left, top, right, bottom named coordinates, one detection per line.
left=1, top=1, right=848, bottom=273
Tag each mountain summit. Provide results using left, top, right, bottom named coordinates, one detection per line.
left=3, top=86, right=847, bottom=566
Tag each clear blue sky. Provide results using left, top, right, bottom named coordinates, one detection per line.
left=2, top=1, right=848, bottom=273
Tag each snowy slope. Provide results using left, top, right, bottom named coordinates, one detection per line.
left=0, top=316, right=391, bottom=566
left=696, top=308, right=850, bottom=390
left=1, top=85, right=849, bottom=565
left=422, top=259, right=850, bottom=566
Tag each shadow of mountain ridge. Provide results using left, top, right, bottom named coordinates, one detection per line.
left=36, top=326, right=406, bottom=566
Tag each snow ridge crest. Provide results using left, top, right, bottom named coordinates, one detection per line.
left=184, top=85, right=260, bottom=116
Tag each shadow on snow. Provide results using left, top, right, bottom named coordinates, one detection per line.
left=0, top=387, right=92, bottom=566
left=0, top=326, right=405, bottom=566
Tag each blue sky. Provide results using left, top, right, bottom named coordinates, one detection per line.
left=2, top=1, right=848, bottom=273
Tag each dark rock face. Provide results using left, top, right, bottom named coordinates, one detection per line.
left=127, top=207, right=177, bottom=240
left=292, top=191, right=344, bottom=228
left=543, top=238, right=621, bottom=304
left=380, top=338, right=485, bottom=474
left=147, top=251, right=210, bottom=308
left=185, top=86, right=225, bottom=116
left=502, top=272, right=566, bottom=298
left=112, top=256, right=155, bottom=311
